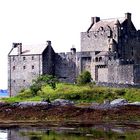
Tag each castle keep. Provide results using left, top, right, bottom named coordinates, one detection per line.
left=8, top=13, right=140, bottom=96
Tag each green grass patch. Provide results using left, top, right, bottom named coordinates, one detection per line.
left=1, top=83, right=140, bottom=103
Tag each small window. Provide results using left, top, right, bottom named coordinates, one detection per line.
left=99, top=57, right=102, bottom=62
left=95, top=57, right=98, bottom=62
left=32, top=65, right=34, bottom=69
left=32, top=56, right=34, bottom=60
left=23, top=66, right=26, bottom=69
left=13, top=66, right=15, bottom=70
left=13, top=56, right=15, bottom=61
left=23, top=56, right=26, bottom=60
left=23, top=80, right=25, bottom=82
left=109, top=57, right=112, bottom=61
left=13, top=80, right=16, bottom=83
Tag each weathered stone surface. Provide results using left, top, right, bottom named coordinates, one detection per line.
left=8, top=13, right=140, bottom=96
left=51, top=99, right=74, bottom=106
left=110, top=99, right=128, bottom=106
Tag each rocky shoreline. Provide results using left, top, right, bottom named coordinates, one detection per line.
left=0, top=99, right=140, bottom=127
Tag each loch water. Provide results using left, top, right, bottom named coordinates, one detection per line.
left=1, top=123, right=140, bottom=140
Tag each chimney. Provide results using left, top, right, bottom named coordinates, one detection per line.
left=46, top=40, right=51, bottom=46
left=91, top=17, right=100, bottom=24
left=13, top=43, right=22, bottom=55
left=125, top=12, right=131, bottom=21
left=18, top=43, right=22, bottom=55
left=71, top=47, right=76, bottom=54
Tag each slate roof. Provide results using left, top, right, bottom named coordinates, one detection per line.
left=96, top=51, right=109, bottom=56
left=88, top=17, right=125, bottom=32
left=9, top=43, right=47, bottom=56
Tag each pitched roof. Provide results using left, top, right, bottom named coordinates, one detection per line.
left=9, top=43, right=47, bottom=56
left=88, top=17, right=125, bottom=32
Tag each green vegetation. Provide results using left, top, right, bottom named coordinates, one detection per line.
left=2, top=82, right=140, bottom=103
left=77, top=71, right=92, bottom=85
left=30, top=74, right=58, bottom=96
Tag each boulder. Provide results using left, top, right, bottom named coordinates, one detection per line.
left=17, top=101, right=49, bottom=108
left=51, top=99, right=74, bottom=106
left=129, top=102, right=140, bottom=106
left=110, top=99, right=128, bottom=106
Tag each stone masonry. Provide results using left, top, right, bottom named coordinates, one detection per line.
left=8, top=13, right=140, bottom=96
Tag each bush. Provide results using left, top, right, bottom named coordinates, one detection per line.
left=77, top=71, right=92, bottom=85
left=30, top=74, right=58, bottom=96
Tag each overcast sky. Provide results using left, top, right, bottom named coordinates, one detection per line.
left=0, top=0, right=140, bottom=89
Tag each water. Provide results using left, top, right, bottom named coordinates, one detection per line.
left=1, top=123, right=140, bottom=140
left=0, top=89, right=8, bottom=97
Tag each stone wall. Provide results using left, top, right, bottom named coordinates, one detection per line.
left=42, top=45, right=55, bottom=75
left=97, top=67, right=108, bottom=82
left=134, top=65, right=140, bottom=83
left=8, top=55, right=42, bottom=96
left=55, top=52, right=76, bottom=83
left=108, top=61, right=134, bottom=84
left=81, top=30, right=111, bottom=52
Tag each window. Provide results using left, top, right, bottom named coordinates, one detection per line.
left=13, top=80, right=16, bottom=83
left=23, top=56, right=26, bottom=60
left=32, top=56, right=34, bottom=60
left=99, top=57, right=102, bottom=62
left=32, top=65, right=34, bottom=69
left=13, top=66, right=15, bottom=70
left=95, top=57, right=98, bottom=62
left=23, top=80, right=25, bottom=82
left=13, top=56, right=15, bottom=61
left=23, top=66, right=26, bottom=69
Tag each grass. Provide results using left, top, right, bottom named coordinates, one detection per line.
left=1, top=83, right=140, bottom=103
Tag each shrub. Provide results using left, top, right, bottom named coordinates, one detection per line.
left=77, top=71, right=92, bottom=85
left=30, top=74, right=58, bottom=96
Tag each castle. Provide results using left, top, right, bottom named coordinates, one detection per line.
left=8, top=13, right=140, bottom=96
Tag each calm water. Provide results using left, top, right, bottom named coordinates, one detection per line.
left=1, top=123, right=140, bottom=140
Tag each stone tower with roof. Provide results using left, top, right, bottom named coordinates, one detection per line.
left=8, top=13, right=140, bottom=96
left=79, top=12, right=140, bottom=84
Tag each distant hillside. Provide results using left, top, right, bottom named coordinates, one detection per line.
left=0, top=89, right=8, bottom=96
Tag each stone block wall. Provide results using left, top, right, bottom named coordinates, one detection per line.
left=8, top=55, right=42, bottom=96
left=55, top=52, right=76, bottom=83
left=108, top=62, right=134, bottom=84
left=42, top=45, right=55, bottom=75
left=81, top=30, right=111, bottom=52
left=134, top=65, right=140, bottom=83
left=97, top=67, right=108, bottom=82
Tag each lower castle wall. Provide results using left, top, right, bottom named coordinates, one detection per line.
left=98, top=67, right=108, bottom=82
left=108, top=64, right=134, bottom=84
left=134, top=65, right=140, bottom=83
left=55, top=53, right=76, bottom=83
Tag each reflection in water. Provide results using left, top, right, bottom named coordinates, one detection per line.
left=0, top=130, right=8, bottom=140
left=1, top=123, right=140, bottom=140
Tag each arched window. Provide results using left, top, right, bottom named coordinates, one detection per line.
left=95, top=57, right=98, bottom=62
left=99, top=57, right=102, bottom=62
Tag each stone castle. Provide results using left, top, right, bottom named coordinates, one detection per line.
left=8, top=13, right=140, bottom=96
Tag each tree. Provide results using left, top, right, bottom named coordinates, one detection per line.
left=77, top=71, right=92, bottom=85
left=30, top=74, right=58, bottom=96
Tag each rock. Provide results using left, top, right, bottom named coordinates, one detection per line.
left=110, top=99, right=128, bottom=106
left=51, top=99, right=74, bottom=106
left=90, top=101, right=111, bottom=110
left=18, top=101, right=49, bottom=108
left=129, top=102, right=140, bottom=106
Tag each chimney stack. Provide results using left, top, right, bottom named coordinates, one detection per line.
left=18, top=43, right=22, bottom=55
left=46, top=40, right=51, bottom=46
left=125, top=12, right=131, bottom=21
left=91, top=17, right=100, bottom=24
left=13, top=43, right=22, bottom=55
